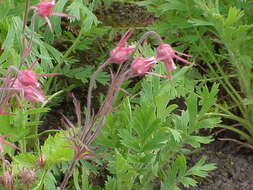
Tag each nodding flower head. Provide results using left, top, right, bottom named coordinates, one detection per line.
left=20, top=168, right=36, bottom=186
left=23, top=86, right=47, bottom=104
left=11, top=79, right=46, bottom=104
left=131, top=57, right=156, bottom=75
left=18, top=70, right=40, bottom=88
left=109, top=29, right=135, bottom=64
left=156, top=43, right=175, bottom=60
left=156, top=43, right=192, bottom=73
left=31, top=0, right=72, bottom=31
left=32, top=0, right=55, bottom=18
left=0, top=171, right=13, bottom=189
left=1, top=63, right=60, bottom=104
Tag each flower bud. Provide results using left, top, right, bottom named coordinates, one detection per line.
left=156, top=43, right=176, bottom=72
left=35, top=1, right=55, bottom=17
left=131, top=57, right=156, bottom=75
left=31, top=0, right=71, bottom=31
left=20, top=168, right=36, bottom=186
left=23, top=86, right=46, bottom=103
left=0, top=171, right=13, bottom=188
left=156, top=43, right=175, bottom=59
left=156, top=43, right=192, bottom=74
left=38, top=154, right=46, bottom=168
left=109, top=45, right=135, bottom=64
left=109, top=29, right=134, bottom=64
left=18, top=70, right=40, bottom=88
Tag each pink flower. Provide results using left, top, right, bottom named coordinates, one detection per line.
left=131, top=57, right=156, bottom=75
left=156, top=43, right=192, bottom=73
left=9, top=78, right=45, bottom=104
left=23, top=86, right=46, bottom=103
left=33, top=0, right=55, bottom=17
left=31, top=0, right=72, bottom=31
left=12, top=80, right=46, bottom=103
left=3, top=66, right=60, bottom=104
left=17, top=70, right=40, bottom=88
left=0, top=171, right=13, bottom=188
left=109, top=29, right=135, bottom=64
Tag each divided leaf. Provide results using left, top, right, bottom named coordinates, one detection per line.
left=41, top=133, right=74, bottom=167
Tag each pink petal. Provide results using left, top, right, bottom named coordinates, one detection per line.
left=109, top=46, right=135, bottom=64
left=23, top=86, right=46, bottom=103
left=131, top=57, right=156, bottom=75
left=118, top=29, right=134, bottom=46
left=174, top=55, right=192, bottom=65
left=51, top=12, right=74, bottom=18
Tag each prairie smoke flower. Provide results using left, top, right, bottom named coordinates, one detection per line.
left=22, top=86, right=46, bottom=103
left=131, top=57, right=156, bottom=75
left=0, top=171, right=13, bottom=189
left=14, top=69, right=46, bottom=103
left=38, top=154, right=46, bottom=168
left=31, top=0, right=72, bottom=31
left=109, top=29, right=135, bottom=64
left=0, top=65, right=60, bottom=105
left=32, top=0, right=55, bottom=17
left=20, top=168, right=36, bottom=186
left=156, top=43, right=192, bottom=73
left=17, top=70, right=40, bottom=88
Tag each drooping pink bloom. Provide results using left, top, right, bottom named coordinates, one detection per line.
left=131, top=57, right=156, bottom=75
left=0, top=171, right=13, bottom=189
left=1, top=64, right=60, bottom=105
left=156, top=43, right=192, bottom=73
left=31, top=0, right=72, bottom=31
left=12, top=79, right=46, bottom=103
left=23, top=86, right=46, bottom=103
left=17, top=70, right=40, bottom=88
left=33, top=0, right=55, bottom=17
left=109, top=29, right=135, bottom=64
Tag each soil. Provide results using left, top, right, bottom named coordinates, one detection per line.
left=95, top=2, right=156, bottom=27
left=185, top=139, right=253, bottom=190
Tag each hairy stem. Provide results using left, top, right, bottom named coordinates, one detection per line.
left=86, top=59, right=111, bottom=122
left=21, top=0, right=30, bottom=53
left=60, top=158, right=79, bottom=190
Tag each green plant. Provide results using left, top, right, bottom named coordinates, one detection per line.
left=138, top=0, right=253, bottom=146
left=94, top=61, right=219, bottom=189
left=0, top=0, right=102, bottom=189
left=0, top=0, right=228, bottom=189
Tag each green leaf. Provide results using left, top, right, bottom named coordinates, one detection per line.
left=187, top=156, right=216, bottom=177
left=109, top=151, right=136, bottom=190
left=119, top=129, right=140, bottom=152
left=2, top=22, right=15, bottom=49
left=188, top=18, right=213, bottom=26
left=198, top=84, right=219, bottom=117
left=41, top=133, right=74, bottom=167
left=185, top=136, right=213, bottom=148
left=43, top=171, right=57, bottom=190
left=186, top=93, right=197, bottom=126
left=181, top=176, right=198, bottom=187
left=167, top=128, right=182, bottom=143
left=13, top=153, right=37, bottom=168
left=105, top=177, right=117, bottom=190
left=224, top=7, right=244, bottom=27
left=67, top=0, right=83, bottom=20
left=142, top=130, right=168, bottom=152
left=26, top=107, right=50, bottom=115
